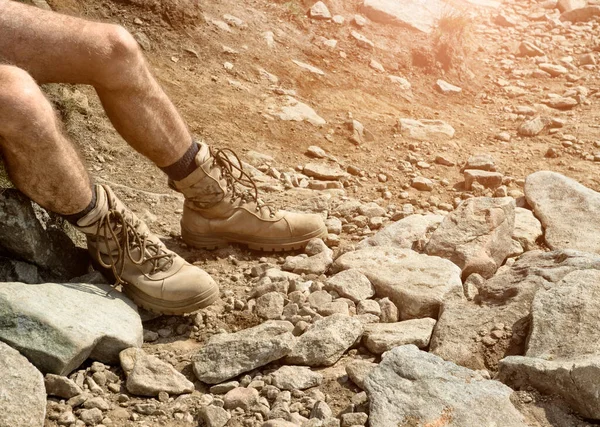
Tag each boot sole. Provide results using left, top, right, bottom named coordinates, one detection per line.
left=181, top=225, right=328, bottom=252
left=122, top=281, right=220, bottom=316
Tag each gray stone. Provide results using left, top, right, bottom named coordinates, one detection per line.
left=425, top=197, right=515, bottom=279
left=430, top=250, right=600, bottom=371
left=270, top=366, right=323, bottom=390
left=283, top=250, right=333, bottom=276
left=333, top=247, right=462, bottom=320
left=378, top=297, right=399, bottom=323
left=512, top=207, right=542, bottom=251
left=0, top=282, right=142, bottom=375
left=357, top=299, right=381, bottom=316
left=303, top=163, right=349, bottom=181
left=286, top=314, right=363, bottom=366
left=79, top=408, right=103, bottom=425
left=256, top=292, right=286, bottom=320
left=199, top=405, right=231, bottom=427
left=525, top=171, right=600, bottom=253
left=411, top=176, right=434, bottom=191
left=358, top=214, right=444, bottom=251
left=224, top=387, right=259, bottom=410
left=325, top=269, right=375, bottom=302
left=518, top=116, right=546, bottom=136
left=311, top=400, right=333, bottom=419
left=309, top=1, right=332, bottom=19
left=397, top=118, right=455, bottom=141
left=341, top=412, right=368, bottom=427
left=0, top=257, right=41, bottom=284
left=465, top=154, right=495, bottom=171
left=0, top=189, right=87, bottom=278
left=44, top=374, right=83, bottom=399
left=120, top=347, right=194, bottom=396
left=0, top=342, right=46, bottom=427
left=362, top=0, right=447, bottom=33
left=193, top=321, right=296, bottom=384
left=365, top=345, right=528, bottom=427
left=346, top=359, right=378, bottom=389
left=363, top=318, right=436, bottom=354
left=499, top=355, right=600, bottom=420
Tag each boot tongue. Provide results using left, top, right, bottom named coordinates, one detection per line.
left=196, top=142, right=211, bottom=165
left=76, top=184, right=109, bottom=228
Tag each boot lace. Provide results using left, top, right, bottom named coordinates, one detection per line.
left=210, top=148, right=277, bottom=217
left=92, top=208, right=175, bottom=285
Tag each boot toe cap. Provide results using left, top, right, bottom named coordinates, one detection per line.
left=284, top=211, right=327, bottom=238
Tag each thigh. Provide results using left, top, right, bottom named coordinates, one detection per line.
left=0, top=0, right=113, bottom=85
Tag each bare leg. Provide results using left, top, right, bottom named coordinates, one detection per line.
left=0, top=0, right=190, bottom=167
left=0, top=65, right=92, bottom=214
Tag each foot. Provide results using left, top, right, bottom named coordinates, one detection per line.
left=171, top=143, right=327, bottom=251
left=74, top=184, right=219, bottom=315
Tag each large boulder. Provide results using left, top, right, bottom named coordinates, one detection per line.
left=365, top=345, right=528, bottom=427
left=192, top=321, right=296, bottom=384
left=0, top=341, right=46, bottom=427
left=0, top=189, right=87, bottom=279
left=358, top=214, right=444, bottom=251
left=525, top=171, right=600, bottom=253
left=0, top=282, right=142, bottom=375
left=362, top=0, right=447, bottom=33
left=430, top=250, right=600, bottom=371
left=332, top=247, right=462, bottom=320
left=425, top=197, right=515, bottom=279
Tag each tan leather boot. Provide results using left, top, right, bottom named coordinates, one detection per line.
left=171, top=143, right=327, bottom=251
left=74, top=184, right=219, bottom=315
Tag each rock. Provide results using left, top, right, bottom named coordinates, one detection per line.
left=464, top=170, right=503, bottom=190
left=0, top=282, right=142, bottom=375
left=542, top=96, right=578, bottom=110
left=365, top=345, right=528, bottom=427
left=518, top=116, right=546, bottom=136
left=119, top=348, right=194, bottom=397
left=561, top=5, right=600, bottom=22
left=341, top=413, right=368, bottom=427
left=286, top=314, right=363, bottom=366
left=346, top=359, right=378, bottom=389
left=192, top=321, right=296, bottom=384
left=362, top=318, right=436, bottom=354
left=199, top=405, right=231, bottom=427
left=292, top=60, right=325, bottom=76
left=309, top=1, right=332, bottom=19
left=411, top=177, right=434, bottom=191
left=527, top=270, right=600, bottom=359
left=362, top=0, right=446, bottom=33
left=311, top=400, right=333, bottom=419
left=357, top=299, right=381, bottom=316
left=499, top=355, right=600, bottom=420
left=270, top=366, right=323, bottom=390
left=430, top=250, right=600, bottom=370
left=425, top=197, right=515, bottom=279
left=369, top=59, right=385, bottom=72
left=557, top=0, right=587, bottom=13
left=464, top=154, right=495, bottom=171
left=379, top=297, right=399, bottom=323
left=0, top=189, right=87, bottom=278
left=358, top=214, right=444, bottom=251
left=539, top=63, right=568, bottom=76
left=223, top=387, right=259, bottom=411
left=525, top=171, right=600, bottom=253
left=270, top=96, right=326, bottom=126
left=354, top=14, right=367, bottom=26
left=0, top=342, right=46, bottom=427
left=0, top=257, right=40, bottom=283
left=44, top=374, right=83, bottom=399
left=283, top=250, right=333, bottom=276
left=303, top=163, right=349, bottom=181
left=518, top=41, right=545, bottom=57
left=256, top=292, right=286, bottom=320
left=79, top=408, right=103, bottom=425
left=397, top=118, right=455, bottom=141
left=388, top=75, right=412, bottom=90
left=512, top=207, right=542, bottom=251
left=350, top=30, right=375, bottom=48
left=325, top=269, right=375, bottom=302
left=435, top=79, right=462, bottom=94
left=332, top=247, right=463, bottom=319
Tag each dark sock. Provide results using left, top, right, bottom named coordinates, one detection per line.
left=160, top=141, right=199, bottom=181
left=63, top=185, right=97, bottom=225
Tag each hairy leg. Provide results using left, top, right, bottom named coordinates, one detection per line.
left=0, top=65, right=92, bottom=215
left=0, top=0, right=191, bottom=167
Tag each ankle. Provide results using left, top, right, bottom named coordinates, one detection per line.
left=63, top=186, right=98, bottom=225
left=160, top=140, right=199, bottom=181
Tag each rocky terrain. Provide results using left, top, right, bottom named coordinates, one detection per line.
left=3, top=0, right=600, bottom=426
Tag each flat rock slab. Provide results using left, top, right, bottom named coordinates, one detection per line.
left=325, top=269, right=375, bottom=302
left=363, top=318, right=436, bottom=354
left=120, top=348, right=194, bottom=396
left=333, top=247, right=462, bottom=319
left=303, top=163, right=349, bottom=181
left=430, top=250, right=600, bottom=371
left=270, top=366, right=323, bottom=390
left=525, top=171, right=600, bottom=253
left=365, top=345, right=528, bottom=427
left=286, top=314, right=363, bottom=366
left=0, top=342, right=46, bottom=427
left=358, top=214, right=444, bottom=251
left=193, top=321, right=295, bottom=384
left=527, top=269, right=600, bottom=360
left=397, top=118, right=455, bottom=141
left=499, top=355, right=600, bottom=420
left=362, top=0, right=448, bottom=33
left=268, top=96, right=326, bottom=126
left=425, top=197, right=515, bottom=279
left=0, top=282, right=142, bottom=375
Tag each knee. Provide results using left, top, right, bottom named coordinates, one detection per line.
left=92, top=24, right=145, bottom=90
left=0, top=66, right=49, bottom=134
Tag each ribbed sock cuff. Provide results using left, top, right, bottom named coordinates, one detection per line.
left=63, top=185, right=97, bottom=225
left=160, top=141, right=199, bottom=181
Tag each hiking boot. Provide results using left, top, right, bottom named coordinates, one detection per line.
left=171, top=143, right=327, bottom=251
left=74, top=184, right=219, bottom=315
